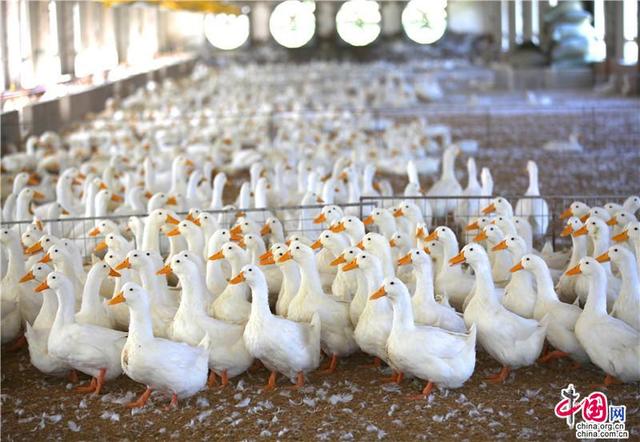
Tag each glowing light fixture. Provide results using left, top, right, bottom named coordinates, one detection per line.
left=401, top=0, right=447, bottom=45
left=269, top=0, right=316, bottom=48
left=204, top=12, right=250, bottom=50
left=336, top=0, right=381, bottom=47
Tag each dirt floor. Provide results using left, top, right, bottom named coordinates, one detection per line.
left=1, top=346, right=638, bottom=440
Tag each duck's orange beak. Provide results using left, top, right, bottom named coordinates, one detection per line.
left=612, top=230, right=629, bottom=242
left=330, top=254, right=346, bottom=266
left=156, top=265, right=172, bottom=275
left=108, top=291, right=125, bottom=305
left=95, top=241, right=108, bottom=252
left=510, top=262, right=524, bottom=273
left=166, top=214, right=179, bottom=225
left=389, top=239, right=397, bottom=247
left=492, top=240, right=508, bottom=251
left=369, top=286, right=386, bottom=300
left=579, top=214, right=589, bottom=223
left=27, top=174, right=40, bottom=185
left=35, top=281, right=49, bottom=292
left=606, top=217, right=617, bottom=226
left=363, top=215, right=374, bottom=225
left=424, top=230, right=438, bottom=241
left=166, top=196, right=177, bottom=206
left=595, top=252, right=610, bottom=263
left=330, top=222, right=345, bottom=233
left=277, top=250, right=293, bottom=263
left=565, top=264, right=582, bottom=276
left=560, top=225, right=573, bottom=237
left=111, top=193, right=124, bottom=202
left=473, top=231, right=488, bottom=242
left=88, top=227, right=101, bottom=237
left=260, top=224, right=271, bottom=236
left=115, top=257, right=131, bottom=270
left=423, top=246, right=431, bottom=255
left=185, top=213, right=194, bottom=222
left=260, top=253, right=276, bottom=266
left=99, top=182, right=108, bottom=190
left=393, top=208, right=404, bottom=218
left=311, top=239, right=322, bottom=250
left=39, top=253, right=52, bottom=263
left=192, top=218, right=201, bottom=226
left=449, top=251, right=466, bottom=266
left=109, top=268, right=121, bottom=277
left=415, top=226, right=425, bottom=239
left=465, top=221, right=480, bottom=231
left=229, top=272, right=245, bottom=285
left=356, top=241, right=365, bottom=250
left=313, top=213, right=327, bottom=224
left=230, top=225, right=243, bottom=235
left=560, top=207, right=573, bottom=220
left=33, top=190, right=45, bottom=201
left=481, top=203, right=495, bottom=214
left=19, top=271, right=35, bottom=283
left=208, top=250, right=224, bottom=261
left=572, top=225, right=588, bottom=237
left=316, top=196, right=324, bottom=204
left=26, top=241, right=43, bottom=255
left=397, top=253, right=412, bottom=266
left=166, top=227, right=180, bottom=237
left=144, top=191, right=153, bottom=199
left=259, top=250, right=273, bottom=261
left=342, top=260, right=358, bottom=271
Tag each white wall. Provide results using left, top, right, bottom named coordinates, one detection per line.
left=447, top=0, right=499, bottom=35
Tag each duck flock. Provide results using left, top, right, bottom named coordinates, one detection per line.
left=1, top=68, right=639, bottom=410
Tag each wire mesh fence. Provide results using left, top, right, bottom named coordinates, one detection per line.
left=0, top=202, right=377, bottom=262
left=360, top=194, right=630, bottom=249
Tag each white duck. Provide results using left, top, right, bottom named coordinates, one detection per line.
left=426, top=145, right=462, bottom=217
left=313, top=230, right=355, bottom=301
left=515, top=161, right=549, bottom=237
left=423, top=226, right=475, bottom=310
left=512, top=254, right=589, bottom=366
left=374, top=277, right=476, bottom=399
left=555, top=217, right=589, bottom=303
left=398, top=248, right=466, bottom=332
left=612, top=222, right=639, bottom=270
left=236, top=265, right=321, bottom=390
left=596, top=246, right=640, bottom=331
left=109, top=282, right=208, bottom=408
left=75, top=261, right=119, bottom=329
left=569, top=258, right=640, bottom=384
left=363, top=208, right=397, bottom=240
left=162, top=252, right=253, bottom=387
left=205, top=229, right=233, bottom=298
left=453, top=244, right=548, bottom=383
left=21, top=263, right=72, bottom=377
left=493, top=235, right=537, bottom=318
left=330, top=216, right=365, bottom=247
left=208, top=241, right=251, bottom=324
left=573, top=216, right=620, bottom=309
left=474, top=224, right=511, bottom=286
left=283, top=242, right=358, bottom=373
left=260, top=244, right=301, bottom=317
left=331, top=247, right=369, bottom=326
left=38, top=272, right=126, bottom=394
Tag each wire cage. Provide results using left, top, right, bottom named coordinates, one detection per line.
left=0, top=202, right=378, bottom=262
left=359, top=194, right=630, bottom=249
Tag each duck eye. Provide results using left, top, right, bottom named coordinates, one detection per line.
left=133, top=254, right=138, bottom=257
left=614, top=248, right=618, bottom=252
left=52, top=276, right=56, bottom=279
left=176, top=260, right=180, bottom=263
left=129, top=288, right=133, bottom=292
left=390, top=281, right=395, bottom=285
left=248, top=268, right=252, bottom=272
left=348, top=220, right=351, bottom=223
left=228, top=247, right=232, bottom=250
left=470, top=248, right=474, bottom=251
left=295, top=246, right=300, bottom=250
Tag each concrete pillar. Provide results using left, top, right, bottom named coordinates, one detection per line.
left=522, top=0, right=532, bottom=42
left=316, top=1, right=335, bottom=38
left=251, top=2, right=270, bottom=43
left=56, top=0, right=75, bottom=76
left=381, top=1, right=401, bottom=37
left=508, top=0, right=517, bottom=49
left=113, top=7, right=130, bottom=64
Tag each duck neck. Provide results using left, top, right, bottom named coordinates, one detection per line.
left=591, top=233, right=611, bottom=273
left=391, top=292, right=415, bottom=334
left=471, top=260, right=499, bottom=303
left=441, top=150, right=456, bottom=181
left=186, top=230, right=205, bottom=256
left=83, top=184, right=98, bottom=217
left=52, top=280, right=77, bottom=330
left=177, top=267, right=206, bottom=312
left=229, top=253, right=247, bottom=276
left=362, top=261, right=384, bottom=294
left=78, top=267, right=106, bottom=315
left=5, top=237, right=26, bottom=281
left=280, top=262, right=301, bottom=294
left=128, top=300, right=155, bottom=341
left=15, top=195, right=32, bottom=221
left=299, top=256, right=326, bottom=295
left=142, top=221, right=161, bottom=253
left=249, top=278, right=272, bottom=319
left=569, top=234, right=587, bottom=266
left=249, top=242, right=266, bottom=265
left=616, top=255, right=640, bottom=298
left=526, top=168, right=540, bottom=195
left=583, top=269, right=608, bottom=315
left=377, top=218, right=396, bottom=239
left=532, top=266, right=558, bottom=303
left=413, top=260, right=435, bottom=303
